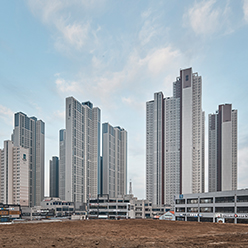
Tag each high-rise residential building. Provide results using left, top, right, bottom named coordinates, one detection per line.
left=146, top=68, right=205, bottom=206
left=0, top=140, right=29, bottom=206
left=209, top=104, right=237, bottom=192
left=102, top=123, right=127, bottom=198
left=50, top=156, right=59, bottom=197
left=59, top=129, right=66, bottom=200
left=63, top=97, right=100, bottom=204
left=12, top=112, right=45, bottom=206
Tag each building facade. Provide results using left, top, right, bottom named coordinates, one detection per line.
left=175, top=189, right=248, bottom=224
left=0, top=140, right=29, bottom=206
left=63, top=97, right=101, bottom=204
left=50, top=156, right=59, bottom=197
left=12, top=112, right=45, bottom=206
left=209, top=104, right=237, bottom=192
left=102, top=123, right=127, bottom=198
left=130, top=197, right=170, bottom=219
left=0, top=203, right=21, bottom=222
left=88, top=194, right=130, bottom=219
left=146, top=68, right=204, bottom=206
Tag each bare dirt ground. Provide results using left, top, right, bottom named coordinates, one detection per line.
left=1, top=219, right=248, bottom=247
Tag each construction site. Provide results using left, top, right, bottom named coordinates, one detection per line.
left=0, top=219, right=248, bottom=247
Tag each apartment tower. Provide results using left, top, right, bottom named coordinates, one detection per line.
left=59, top=129, right=66, bottom=200
left=102, top=123, right=127, bottom=198
left=208, top=104, right=237, bottom=192
left=63, top=97, right=100, bottom=204
left=146, top=68, right=205, bottom=206
left=0, top=140, right=29, bottom=206
left=12, top=112, right=45, bottom=206
left=50, top=156, right=59, bottom=197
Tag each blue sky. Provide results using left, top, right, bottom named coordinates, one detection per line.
left=1, top=0, right=248, bottom=198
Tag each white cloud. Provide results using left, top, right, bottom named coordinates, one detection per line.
left=244, top=0, right=248, bottom=22
left=55, top=20, right=90, bottom=50
left=139, top=20, right=159, bottom=46
left=0, top=105, right=13, bottom=125
left=26, top=0, right=97, bottom=51
left=143, top=46, right=181, bottom=74
left=184, top=0, right=232, bottom=36
left=55, top=78, right=83, bottom=94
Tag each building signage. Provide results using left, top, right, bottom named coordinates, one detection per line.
left=237, top=214, right=248, bottom=218
left=216, top=213, right=248, bottom=219
left=186, top=213, right=202, bottom=217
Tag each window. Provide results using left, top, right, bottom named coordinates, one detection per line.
left=176, top=199, right=185, bottom=204
left=215, top=207, right=234, bottom=213
left=237, top=195, right=248, bottom=202
left=200, top=207, right=213, bottom=213
left=200, top=198, right=213, bottom=204
left=186, top=75, right=189, bottom=81
left=176, top=207, right=185, bottom=213
left=187, top=207, right=198, bottom=213
left=215, top=196, right=234, bottom=203
left=187, top=199, right=198, bottom=204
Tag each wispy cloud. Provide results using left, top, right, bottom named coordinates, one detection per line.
left=26, top=0, right=100, bottom=52
left=55, top=77, right=83, bottom=94
left=244, top=0, right=248, bottom=22
left=183, top=0, right=233, bottom=36
left=0, top=105, right=13, bottom=125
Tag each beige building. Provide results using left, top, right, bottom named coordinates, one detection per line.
left=0, top=140, right=29, bottom=206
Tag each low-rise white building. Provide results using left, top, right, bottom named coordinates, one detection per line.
left=175, top=189, right=248, bottom=224
left=130, top=197, right=171, bottom=219
left=40, top=197, right=75, bottom=217
left=88, top=194, right=130, bottom=219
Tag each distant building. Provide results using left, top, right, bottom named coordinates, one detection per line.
left=102, top=123, right=127, bottom=198
left=159, top=211, right=175, bottom=221
left=59, top=129, right=66, bottom=200
left=208, top=104, right=237, bottom=192
left=146, top=68, right=204, bottom=206
left=21, top=206, right=55, bottom=220
left=12, top=112, right=45, bottom=206
left=0, top=140, right=29, bottom=206
left=50, top=156, right=59, bottom=197
left=62, top=97, right=101, bottom=204
left=41, top=197, right=75, bottom=217
left=88, top=194, right=130, bottom=219
left=130, top=197, right=170, bottom=219
left=0, top=203, right=21, bottom=222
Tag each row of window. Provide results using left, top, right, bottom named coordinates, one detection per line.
left=176, top=195, right=248, bottom=205
left=176, top=207, right=248, bottom=213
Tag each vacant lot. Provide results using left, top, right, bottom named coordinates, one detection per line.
left=0, top=219, right=248, bottom=247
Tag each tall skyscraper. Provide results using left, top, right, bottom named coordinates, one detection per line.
left=59, top=129, right=66, bottom=200
left=209, top=104, right=237, bottom=192
left=63, top=97, right=100, bottom=204
left=146, top=68, right=205, bottom=206
left=50, top=156, right=59, bottom=197
left=0, top=140, right=29, bottom=206
left=102, top=123, right=127, bottom=198
left=12, top=112, right=45, bottom=206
